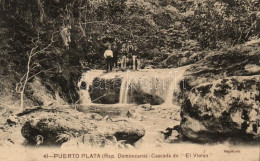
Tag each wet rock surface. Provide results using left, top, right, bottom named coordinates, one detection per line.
left=21, top=108, right=145, bottom=147
left=81, top=67, right=187, bottom=105
left=164, top=50, right=204, bottom=68
left=180, top=76, right=260, bottom=143
left=132, top=105, right=182, bottom=148
left=184, top=44, right=260, bottom=90
left=76, top=103, right=182, bottom=148
left=89, top=77, right=122, bottom=104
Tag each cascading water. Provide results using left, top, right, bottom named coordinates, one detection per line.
left=78, top=67, right=188, bottom=106
left=163, top=80, right=175, bottom=105
left=163, top=71, right=177, bottom=106
left=119, top=74, right=130, bottom=104
left=78, top=70, right=103, bottom=105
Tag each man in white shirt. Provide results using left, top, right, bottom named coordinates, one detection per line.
left=104, top=45, right=113, bottom=72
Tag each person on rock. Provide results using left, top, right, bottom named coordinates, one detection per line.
left=126, top=40, right=135, bottom=69
left=104, top=45, right=113, bottom=72
left=131, top=42, right=139, bottom=71
left=120, top=43, right=127, bottom=70
left=132, top=55, right=138, bottom=71
left=112, top=41, right=119, bottom=68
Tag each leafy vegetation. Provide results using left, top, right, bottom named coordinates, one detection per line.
left=0, top=0, right=259, bottom=108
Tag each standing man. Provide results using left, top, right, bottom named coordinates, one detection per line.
left=104, top=45, right=113, bottom=72
left=132, top=42, right=138, bottom=71
left=112, top=41, right=118, bottom=68
left=126, top=40, right=135, bottom=70
left=120, top=43, right=127, bottom=70
left=132, top=55, right=138, bottom=71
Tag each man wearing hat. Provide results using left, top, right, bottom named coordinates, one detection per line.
left=120, top=43, right=127, bottom=70
left=104, top=45, right=113, bottom=72
left=126, top=40, right=135, bottom=69
left=112, top=41, right=119, bottom=68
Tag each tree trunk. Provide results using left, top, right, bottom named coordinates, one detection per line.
left=78, top=11, right=86, bottom=37
left=36, top=0, right=44, bottom=23
left=1, top=0, right=5, bottom=10
left=20, top=53, right=32, bottom=109
left=20, top=91, right=24, bottom=109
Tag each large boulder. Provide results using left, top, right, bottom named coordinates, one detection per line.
left=184, top=44, right=260, bottom=90
left=89, top=77, right=122, bottom=104
left=21, top=108, right=145, bottom=147
left=164, top=51, right=204, bottom=68
left=180, top=76, right=260, bottom=143
left=79, top=69, right=186, bottom=105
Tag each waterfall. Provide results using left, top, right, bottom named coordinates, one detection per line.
left=78, top=70, right=103, bottom=105
left=119, top=76, right=129, bottom=104
left=163, top=79, right=175, bottom=105
left=78, top=67, right=188, bottom=106
left=80, top=87, right=92, bottom=105
left=162, top=69, right=185, bottom=106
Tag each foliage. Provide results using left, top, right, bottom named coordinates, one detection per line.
left=0, top=0, right=259, bottom=106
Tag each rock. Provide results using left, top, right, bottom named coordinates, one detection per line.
left=184, top=44, right=260, bottom=90
left=60, top=138, right=83, bottom=149
left=164, top=51, right=205, bottom=68
left=80, top=69, right=186, bottom=105
left=21, top=108, right=145, bottom=146
left=245, top=64, right=260, bottom=73
left=62, top=134, right=118, bottom=149
left=62, top=123, right=144, bottom=149
left=180, top=76, right=260, bottom=143
left=0, top=125, right=25, bottom=146
left=89, top=77, right=122, bottom=104
left=6, top=119, right=16, bottom=126
left=112, top=120, right=145, bottom=144
left=158, top=127, right=180, bottom=143
left=144, top=65, right=154, bottom=69
left=102, top=115, right=113, bottom=122
left=7, top=114, right=18, bottom=124
left=165, top=130, right=180, bottom=143
left=160, top=128, right=174, bottom=139
left=138, top=104, right=154, bottom=111
left=126, top=108, right=144, bottom=121
left=85, top=113, right=103, bottom=121
left=128, top=87, right=165, bottom=105
left=28, top=77, right=67, bottom=106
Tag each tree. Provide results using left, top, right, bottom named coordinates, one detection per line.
left=15, top=31, right=57, bottom=110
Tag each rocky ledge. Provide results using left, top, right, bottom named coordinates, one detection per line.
left=21, top=108, right=145, bottom=148
left=180, top=75, right=260, bottom=143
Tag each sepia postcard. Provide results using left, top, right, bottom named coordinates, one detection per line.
left=0, top=0, right=259, bottom=161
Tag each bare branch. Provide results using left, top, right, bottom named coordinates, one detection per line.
left=32, top=31, right=58, bottom=57
left=17, top=31, right=58, bottom=109
left=15, top=82, right=23, bottom=93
